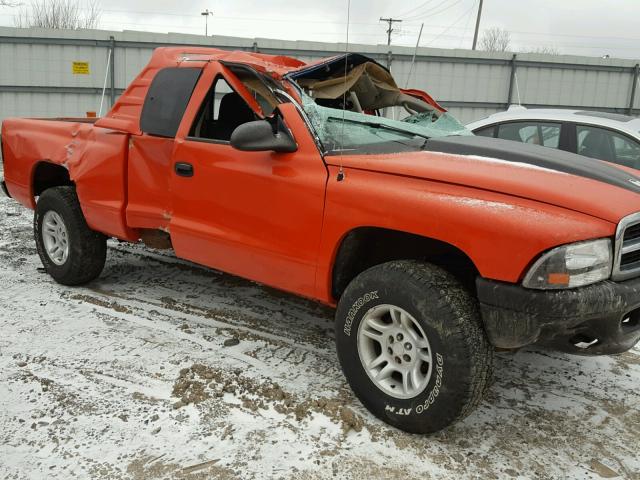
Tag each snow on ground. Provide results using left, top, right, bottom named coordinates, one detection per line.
left=0, top=191, right=639, bottom=479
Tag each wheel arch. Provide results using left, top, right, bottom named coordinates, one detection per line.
left=31, top=161, right=74, bottom=198
left=330, top=226, right=480, bottom=301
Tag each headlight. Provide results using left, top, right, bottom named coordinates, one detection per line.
left=522, top=239, right=612, bottom=289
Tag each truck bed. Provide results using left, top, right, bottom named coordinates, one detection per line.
left=1, top=117, right=137, bottom=241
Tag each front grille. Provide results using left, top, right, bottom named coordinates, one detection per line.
left=621, top=249, right=640, bottom=267
left=624, top=223, right=640, bottom=242
left=613, top=213, right=640, bottom=280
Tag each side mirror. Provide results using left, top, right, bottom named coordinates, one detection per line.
left=230, top=115, right=297, bottom=153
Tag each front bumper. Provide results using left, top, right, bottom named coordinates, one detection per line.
left=476, top=276, right=640, bottom=355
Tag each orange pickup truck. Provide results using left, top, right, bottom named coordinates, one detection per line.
left=2, top=48, right=640, bottom=433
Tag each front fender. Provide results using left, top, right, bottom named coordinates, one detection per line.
left=315, top=166, right=615, bottom=302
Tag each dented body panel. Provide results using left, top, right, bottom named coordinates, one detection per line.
left=126, top=135, right=174, bottom=231
left=1, top=118, right=137, bottom=241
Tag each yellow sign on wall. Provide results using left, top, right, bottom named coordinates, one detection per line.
left=72, top=61, right=90, bottom=75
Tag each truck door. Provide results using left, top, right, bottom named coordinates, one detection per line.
left=128, top=66, right=203, bottom=231
left=169, top=63, right=328, bottom=298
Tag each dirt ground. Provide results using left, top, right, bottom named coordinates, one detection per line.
left=1, top=190, right=639, bottom=479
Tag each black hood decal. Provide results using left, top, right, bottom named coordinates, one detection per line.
left=425, top=135, right=640, bottom=194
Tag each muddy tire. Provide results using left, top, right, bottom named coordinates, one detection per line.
left=335, top=260, right=493, bottom=434
left=34, top=186, right=107, bottom=286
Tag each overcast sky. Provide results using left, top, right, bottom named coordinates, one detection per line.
left=1, top=0, right=640, bottom=59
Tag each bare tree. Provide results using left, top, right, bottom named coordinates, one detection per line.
left=479, top=27, right=511, bottom=52
left=15, top=0, right=101, bottom=29
left=0, top=1, right=22, bottom=6
left=526, top=46, right=561, bottom=55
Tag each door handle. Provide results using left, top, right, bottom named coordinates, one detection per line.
left=175, top=162, right=194, bottom=177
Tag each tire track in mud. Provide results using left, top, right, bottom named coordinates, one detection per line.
left=61, top=290, right=347, bottom=398
left=77, top=288, right=336, bottom=358
left=0, top=214, right=346, bottom=394
left=107, top=242, right=332, bottom=319
left=99, top=243, right=336, bottom=345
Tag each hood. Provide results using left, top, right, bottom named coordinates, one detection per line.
left=327, top=135, right=640, bottom=224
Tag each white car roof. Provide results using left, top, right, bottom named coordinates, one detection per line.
left=467, top=106, right=640, bottom=140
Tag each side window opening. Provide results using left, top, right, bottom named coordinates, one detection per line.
left=612, top=135, right=640, bottom=168
left=577, top=125, right=615, bottom=162
left=189, top=66, right=284, bottom=143
left=496, top=122, right=561, bottom=149
left=577, top=125, right=640, bottom=168
left=212, top=78, right=234, bottom=119
left=189, top=76, right=258, bottom=142
left=140, top=67, right=202, bottom=138
left=538, top=124, right=560, bottom=148
left=474, top=126, right=495, bottom=138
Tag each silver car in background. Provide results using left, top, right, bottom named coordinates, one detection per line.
left=467, top=106, right=640, bottom=170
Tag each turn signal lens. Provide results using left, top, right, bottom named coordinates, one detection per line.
left=547, top=273, right=570, bottom=285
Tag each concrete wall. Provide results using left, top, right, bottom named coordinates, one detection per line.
left=1, top=26, right=639, bottom=125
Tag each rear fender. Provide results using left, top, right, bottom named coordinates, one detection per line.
left=2, top=118, right=137, bottom=241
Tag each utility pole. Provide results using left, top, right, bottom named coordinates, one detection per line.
left=472, top=0, right=484, bottom=50
left=379, top=17, right=402, bottom=68
left=201, top=9, right=213, bottom=37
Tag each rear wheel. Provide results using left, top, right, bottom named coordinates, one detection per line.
left=335, top=260, right=493, bottom=434
left=34, top=186, right=107, bottom=285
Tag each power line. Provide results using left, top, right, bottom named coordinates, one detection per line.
left=458, top=0, right=477, bottom=48
left=397, top=0, right=439, bottom=19
left=424, top=1, right=480, bottom=47
left=0, top=6, right=414, bottom=28
left=402, top=0, right=451, bottom=20
left=4, top=5, right=640, bottom=44
left=403, top=0, right=466, bottom=21
left=2, top=6, right=640, bottom=55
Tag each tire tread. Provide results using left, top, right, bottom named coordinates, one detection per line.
left=383, top=260, right=493, bottom=424
left=35, top=186, right=106, bottom=285
left=336, top=259, right=494, bottom=433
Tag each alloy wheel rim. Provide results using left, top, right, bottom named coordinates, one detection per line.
left=42, top=210, right=69, bottom=266
left=357, top=304, right=433, bottom=399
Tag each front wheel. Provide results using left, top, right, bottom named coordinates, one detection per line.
left=34, top=186, right=107, bottom=286
left=335, top=260, right=493, bottom=434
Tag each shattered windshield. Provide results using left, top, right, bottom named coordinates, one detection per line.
left=300, top=92, right=471, bottom=154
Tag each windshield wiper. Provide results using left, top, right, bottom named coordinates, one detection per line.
left=327, top=116, right=431, bottom=140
